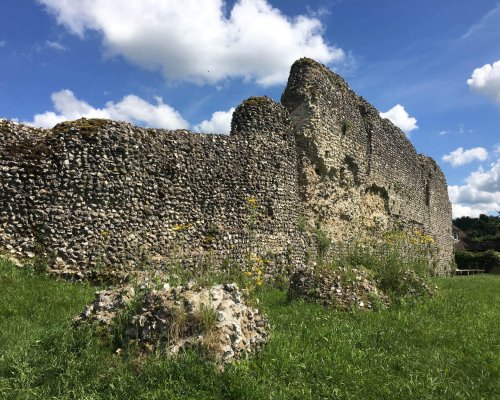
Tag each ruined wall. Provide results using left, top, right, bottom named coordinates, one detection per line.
left=281, top=58, right=453, bottom=274
left=0, top=59, right=453, bottom=276
left=0, top=97, right=305, bottom=277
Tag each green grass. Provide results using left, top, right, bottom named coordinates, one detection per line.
left=1, top=257, right=499, bottom=399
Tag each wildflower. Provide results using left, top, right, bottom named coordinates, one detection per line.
left=172, top=223, right=192, bottom=231
left=247, top=196, right=257, bottom=205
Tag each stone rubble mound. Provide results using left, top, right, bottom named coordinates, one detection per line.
left=75, top=282, right=269, bottom=365
left=288, top=266, right=389, bottom=309
left=74, top=286, right=135, bottom=326
left=399, top=270, right=436, bottom=297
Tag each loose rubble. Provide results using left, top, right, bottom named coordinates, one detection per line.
left=75, top=283, right=269, bottom=366
left=288, top=266, right=389, bottom=310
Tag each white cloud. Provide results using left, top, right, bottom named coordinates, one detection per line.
left=28, top=89, right=188, bottom=129
left=34, top=40, right=67, bottom=53
left=379, top=104, right=418, bottom=133
left=45, top=40, right=66, bottom=51
left=0, top=40, right=6, bottom=47
left=467, top=60, right=500, bottom=103
left=461, top=4, right=500, bottom=40
left=448, top=157, right=500, bottom=218
left=38, top=0, right=344, bottom=86
left=194, top=108, right=235, bottom=134
left=451, top=204, right=491, bottom=219
left=442, top=147, right=488, bottom=167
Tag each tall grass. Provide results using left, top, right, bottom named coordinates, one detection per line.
left=327, top=231, right=437, bottom=300
left=1, top=257, right=499, bottom=399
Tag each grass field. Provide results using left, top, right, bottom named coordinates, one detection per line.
left=1, top=257, right=499, bottom=400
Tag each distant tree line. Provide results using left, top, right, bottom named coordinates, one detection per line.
left=453, top=213, right=500, bottom=272
left=453, top=213, right=500, bottom=242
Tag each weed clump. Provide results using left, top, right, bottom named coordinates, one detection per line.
left=334, top=231, right=436, bottom=300
left=290, top=228, right=437, bottom=308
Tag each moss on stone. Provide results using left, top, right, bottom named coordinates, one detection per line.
left=296, top=57, right=320, bottom=68
left=53, top=118, right=112, bottom=134
left=242, top=96, right=274, bottom=108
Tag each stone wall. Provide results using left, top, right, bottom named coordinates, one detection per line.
left=0, top=58, right=453, bottom=276
left=0, top=98, right=305, bottom=276
left=281, top=58, right=453, bottom=273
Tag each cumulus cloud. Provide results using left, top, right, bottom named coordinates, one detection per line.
left=37, top=0, right=344, bottom=86
left=448, top=158, right=500, bottom=218
left=442, top=147, right=488, bottom=167
left=379, top=104, right=418, bottom=133
left=28, top=89, right=188, bottom=129
left=194, top=108, right=235, bottom=134
left=451, top=204, right=490, bottom=219
left=467, top=60, right=500, bottom=103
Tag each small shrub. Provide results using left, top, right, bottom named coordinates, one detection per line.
left=107, top=289, right=146, bottom=349
left=341, top=120, right=351, bottom=135
left=195, top=303, right=218, bottom=333
left=167, top=306, right=191, bottom=340
left=315, top=228, right=331, bottom=265
left=31, top=241, right=54, bottom=275
left=297, top=216, right=307, bottom=232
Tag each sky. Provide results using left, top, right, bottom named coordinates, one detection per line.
left=0, top=0, right=499, bottom=219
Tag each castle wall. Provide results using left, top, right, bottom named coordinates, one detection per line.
left=0, top=59, right=453, bottom=276
left=281, top=59, right=453, bottom=274
left=0, top=98, right=305, bottom=276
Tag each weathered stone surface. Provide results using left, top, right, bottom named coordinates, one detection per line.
left=75, top=283, right=269, bottom=365
left=74, top=286, right=135, bottom=326
left=282, top=58, right=453, bottom=274
left=0, top=58, right=453, bottom=276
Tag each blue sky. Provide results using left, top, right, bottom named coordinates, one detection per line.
left=1, top=0, right=499, bottom=218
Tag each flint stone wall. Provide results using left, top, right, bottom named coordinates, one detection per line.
left=0, top=58, right=453, bottom=276
left=0, top=98, right=305, bottom=275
